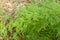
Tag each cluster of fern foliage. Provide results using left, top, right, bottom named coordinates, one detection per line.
left=0, top=0, right=60, bottom=40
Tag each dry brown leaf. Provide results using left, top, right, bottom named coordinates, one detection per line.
left=0, top=36, right=3, bottom=40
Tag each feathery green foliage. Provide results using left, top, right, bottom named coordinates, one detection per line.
left=0, top=0, right=60, bottom=40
